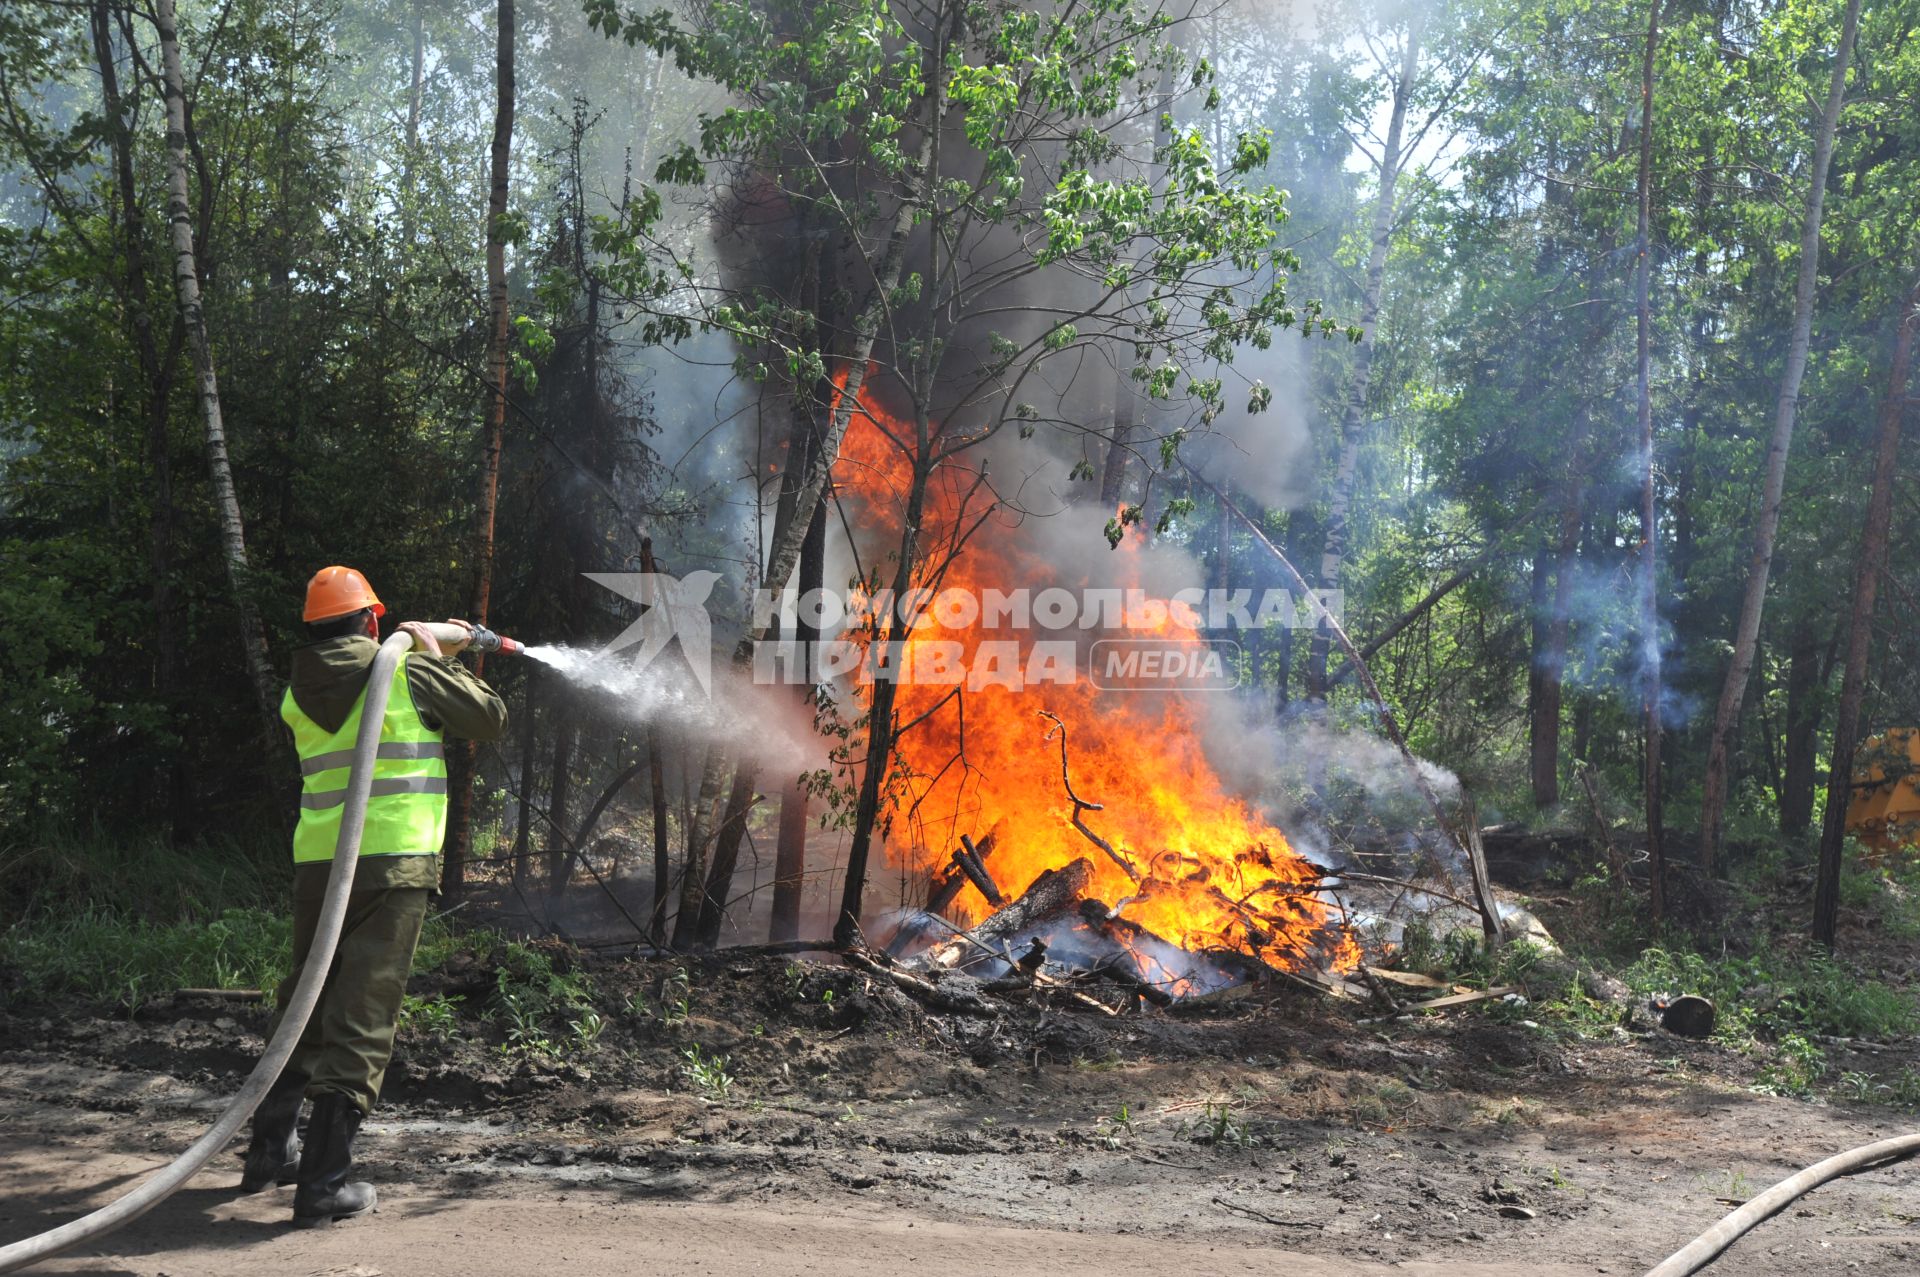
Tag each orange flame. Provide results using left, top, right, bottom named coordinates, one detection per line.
left=824, top=371, right=1356, bottom=976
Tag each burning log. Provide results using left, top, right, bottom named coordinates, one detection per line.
left=886, top=831, right=1002, bottom=957
left=953, top=834, right=1005, bottom=907
left=923, top=830, right=1000, bottom=916
left=922, top=856, right=1094, bottom=969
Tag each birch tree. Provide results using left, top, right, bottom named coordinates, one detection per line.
left=1632, top=0, right=1664, bottom=918
left=154, top=0, right=277, bottom=731
left=1698, top=0, right=1863, bottom=872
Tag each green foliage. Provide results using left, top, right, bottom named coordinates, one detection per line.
left=0, top=828, right=475, bottom=1014
left=679, top=1044, right=735, bottom=1100
left=490, top=941, right=599, bottom=1057
left=1620, top=947, right=1917, bottom=1043
left=399, top=993, right=464, bottom=1041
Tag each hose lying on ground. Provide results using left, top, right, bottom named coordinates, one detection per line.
left=1644, top=1130, right=1920, bottom=1277
left=0, top=630, right=416, bottom=1274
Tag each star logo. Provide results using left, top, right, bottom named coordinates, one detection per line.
left=583, top=570, right=721, bottom=697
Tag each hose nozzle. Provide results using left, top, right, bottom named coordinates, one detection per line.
left=467, top=623, right=525, bottom=656
left=408, top=620, right=526, bottom=656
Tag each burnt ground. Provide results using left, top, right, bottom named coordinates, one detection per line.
left=3, top=935, right=1919, bottom=1277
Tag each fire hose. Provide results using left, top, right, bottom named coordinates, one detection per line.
left=1644, top=1130, right=1920, bottom=1277
left=0, top=621, right=518, bottom=1274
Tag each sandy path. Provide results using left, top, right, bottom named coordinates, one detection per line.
left=1, top=1140, right=1583, bottom=1277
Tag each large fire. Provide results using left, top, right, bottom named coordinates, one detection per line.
left=825, top=372, right=1358, bottom=978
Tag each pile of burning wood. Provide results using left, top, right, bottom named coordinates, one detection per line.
left=851, top=837, right=1349, bottom=1019
left=855, top=817, right=1519, bottom=1020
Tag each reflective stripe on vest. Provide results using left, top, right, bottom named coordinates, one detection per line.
left=281, top=654, right=449, bottom=863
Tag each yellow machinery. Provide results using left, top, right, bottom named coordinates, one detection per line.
left=1846, top=729, right=1920, bottom=855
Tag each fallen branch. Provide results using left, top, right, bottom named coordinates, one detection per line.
left=1365, top=967, right=1448, bottom=989
left=1327, top=870, right=1482, bottom=914
left=982, top=968, right=1121, bottom=1017
left=1211, top=1196, right=1326, bottom=1229
left=954, top=834, right=1005, bottom=907
left=924, top=830, right=1000, bottom=918
left=842, top=947, right=999, bottom=1016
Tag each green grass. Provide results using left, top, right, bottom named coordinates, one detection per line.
left=2, top=906, right=294, bottom=1010
left=0, top=825, right=466, bottom=1013
left=1, top=825, right=284, bottom=921
left=1621, top=946, right=1917, bottom=1042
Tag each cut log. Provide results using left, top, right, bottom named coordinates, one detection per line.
left=954, top=835, right=1005, bottom=907
left=922, top=857, right=1093, bottom=969
left=924, top=830, right=999, bottom=917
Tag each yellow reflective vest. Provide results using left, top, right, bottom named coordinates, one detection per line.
left=281, top=654, right=448, bottom=863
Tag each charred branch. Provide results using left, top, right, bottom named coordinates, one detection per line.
left=1037, top=711, right=1142, bottom=881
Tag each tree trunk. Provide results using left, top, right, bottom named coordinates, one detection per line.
left=672, top=30, right=942, bottom=922
left=695, top=757, right=757, bottom=947
left=1528, top=541, right=1553, bottom=805
left=510, top=669, right=540, bottom=888
left=1813, top=275, right=1920, bottom=948
left=154, top=0, right=277, bottom=732
left=770, top=442, right=828, bottom=942
left=1633, top=0, right=1665, bottom=920
left=672, top=745, right=725, bottom=950
left=400, top=0, right=424, bottom=244
left=406, top=1, right=424, bottom=153
left=445, top=0, right=516, bottom=900
left=1532, top=478, right=1583, bottom=806
left=543, top=714, right=577, bottom=896
left=1100, top=375, right=1138, bottom=507
left=647, top=727, right=671, bottom=945
left=1779, top=618, right=1824, bottom=835
left=1212, top=485, right=1232, bottom=593
left=1274, top=618, right=1292, bottom=713
left=1700, top=0, right=1863, bottom=872
left=1306, top=14, right=1421, bottom=700
left=93, top=2, right=190, bottom=832
left=835, top=455, right=931, bottom=946
left=749, top=30, right=946, bottom=657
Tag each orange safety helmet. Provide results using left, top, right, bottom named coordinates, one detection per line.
left=303, top=565, right=386, bottom=623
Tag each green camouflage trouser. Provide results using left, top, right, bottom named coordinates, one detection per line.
left=268, top=872, right=430, bottom=1116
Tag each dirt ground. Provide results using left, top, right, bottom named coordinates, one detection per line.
left=4, top=947, right=1919, bottom=1277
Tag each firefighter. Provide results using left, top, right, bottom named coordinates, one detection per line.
left=240, top=566, right=507, bottom=1226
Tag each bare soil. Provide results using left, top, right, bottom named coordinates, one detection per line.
left=4, top=947, right=1919, bottom=1276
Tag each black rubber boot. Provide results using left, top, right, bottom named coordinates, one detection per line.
left=290, top=1093, right=377, bottom=1227
left=239, top=1072, right=306, bottom=1193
